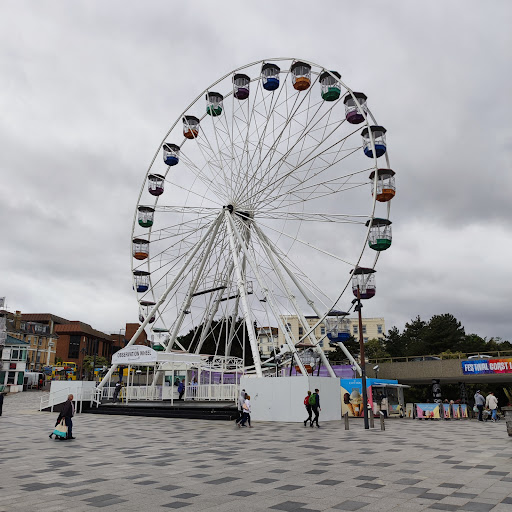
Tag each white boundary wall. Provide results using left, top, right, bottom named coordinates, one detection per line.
left=239, top=376, right=341, bottom=422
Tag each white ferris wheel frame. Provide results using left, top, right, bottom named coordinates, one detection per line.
left=99, top=57, right=391, bottom=389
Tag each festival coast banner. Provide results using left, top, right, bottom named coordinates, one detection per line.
left=451, top=404, right=461, bottom=419
left=442, top=404, right=451, bottom=419
left=460, top=404, right=468, bottom=418
left=416, top=403, right=441, bottom=419
left=462, top=358, right=512, bottom=375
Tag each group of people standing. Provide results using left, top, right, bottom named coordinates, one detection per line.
left=474, top=390, right=499, bottom=422
left=236, top=389, right=252, bottom=428
left=304, top=389, right=321, bottom=428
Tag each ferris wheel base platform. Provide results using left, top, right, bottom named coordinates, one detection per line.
left=240, top=376, right=342, bottom=423
left=84, top=400, right=238, bottom=421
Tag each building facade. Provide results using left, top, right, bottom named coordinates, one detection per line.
left=278, top=315, right=385, bottom=353
left=55, top=321, right=113, bottom=379
left=256, top=327, right=279, bottom=357
left=0, top=335, right=29, bottom=392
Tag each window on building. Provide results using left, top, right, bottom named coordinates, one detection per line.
left=364, top=337, right=368, bottom=343
left=12, top=350, right=19, bottom=360
left=286, top=323, right=291, bottom=332
left=377, top=324, right=383, bottom=334
left=7, top=371, right=16, bottom=384
left=38, top=339, right=43, bottom=346
left=362, top=325, right=367, bottom=334
left=321, top=326, right=325, bottom=335
left=298, top=327, right=303, bottom=336
left=353, top=326, right=358, bottom=334
left=20, top=322, right=25, bottom=330
left=68, top=335, right=81, bottom=359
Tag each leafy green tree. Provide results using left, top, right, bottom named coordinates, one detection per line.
left=83, top=355, right=109, bottom=373
left=326, top=335, right=359, bottom=362
left=365, top=338, right=390, bottom=360
left=462, top=333, right=487, bottom=353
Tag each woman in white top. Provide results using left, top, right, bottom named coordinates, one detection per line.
left=239, top=394, right=252, bottom=428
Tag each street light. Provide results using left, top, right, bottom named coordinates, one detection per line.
left=350, top=267, right=377, bottom=430
left=373, top=364, right=380, bottom=379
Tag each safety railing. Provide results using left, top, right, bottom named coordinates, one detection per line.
left=40, top=386, right=96, bottom=413
left=186, top=383, right=237, bottom=401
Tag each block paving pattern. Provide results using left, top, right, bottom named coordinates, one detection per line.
left=1, top=392, right=511, bottom=511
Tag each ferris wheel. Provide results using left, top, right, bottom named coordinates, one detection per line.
left=130, top=58, right=395, bottom=378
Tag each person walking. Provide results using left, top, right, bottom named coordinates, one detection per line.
left=474, top=390, right=485, bottom=421
left=304, top=391, right=313, bottom=427
left=61, top=394, right=75, bottom=439
left=239, top=394, right=252, bottom=428
left=113, top=381, right=123, bottom=403
left=0, top=392, right=5, bottom=416
left=310, top=388, right=321, bottom=428
left=178, top=379, right=185, bottom=400
left=236, top=389, right=246, bottom=426
left=486, top=392, right=498, bottom=422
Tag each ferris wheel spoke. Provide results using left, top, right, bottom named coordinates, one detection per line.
left=253, top=119, right=361, bottom=207
left=253, top=217, right=356, bottom=266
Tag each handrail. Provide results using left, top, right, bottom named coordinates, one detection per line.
left=366, top=349, right=512, bottom=365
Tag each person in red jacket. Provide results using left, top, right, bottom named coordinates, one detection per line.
left=304, top=391, right=313, bottom=427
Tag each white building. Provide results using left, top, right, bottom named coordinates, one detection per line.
left=256, top=327, right=279, bottom=357
left=0, top=335, right=29, bottom=393
left=277, top=315, right=385, bottom=352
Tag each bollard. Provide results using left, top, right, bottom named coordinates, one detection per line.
left=344, top=412, right=350, bottom=430
left=369, top=409, right=375, bottom=429
left=380, top=411, right=385, bottom=431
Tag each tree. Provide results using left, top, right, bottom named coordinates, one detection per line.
left=326, top=335, right=359, bottom=362
left=423, top=314, right=465, bottom=353
left=383, top=326, right=402, bottom=357
left=402, top=316, right=428, bottom=355
left=365, top=338, right=390, bottom=360
left=83, top=355, right=109, bottom=374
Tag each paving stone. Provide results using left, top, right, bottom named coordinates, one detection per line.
left=332, top=500, right=369, bottom=510
left=428, top=504, right=460, bottom=511
left=3, top=391, right=512, bottom=512
left=269, top=501, right=308, bottom=511
left=460, top=503, right=497, bottom=512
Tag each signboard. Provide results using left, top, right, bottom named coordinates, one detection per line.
left=442, top=404, right=451, bottom=419
left=462, top=358, right=512, bottom=375
left=416, top=403, right=441, bottom=419
left=460, top=404, right=468, bottom=418
left=451, top=404, right=461, bottom=419
left=112, top=345, right=158, bottom=364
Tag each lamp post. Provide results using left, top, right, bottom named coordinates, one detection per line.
left=350, top=267, right=377, bottom=430
left=353, top=288, right=369, bottom=430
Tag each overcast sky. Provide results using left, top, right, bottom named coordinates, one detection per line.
left=1, top=1, right=511, bottom=343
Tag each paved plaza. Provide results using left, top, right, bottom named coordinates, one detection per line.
left=1, top=392, right=511, bottom=512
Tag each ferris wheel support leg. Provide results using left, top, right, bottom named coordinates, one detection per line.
left=253, top=224, right=336, bottom=379
left=226, top=212, right=309, bottom=377
left=97, top=213, right=223, bottom=391
left=255, top=224, right=361, bottom=377
left=224, top=212, right=263, bottom=377
left=165, top=215, right=224, bottom=354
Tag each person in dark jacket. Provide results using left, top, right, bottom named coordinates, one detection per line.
left=311, top=389, right=321, bottom=428
left=178, top=379, right=185, bottom=400
left=60, top=394, right=75, bottom=439
left=113, top=382, right=123, bottom=403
